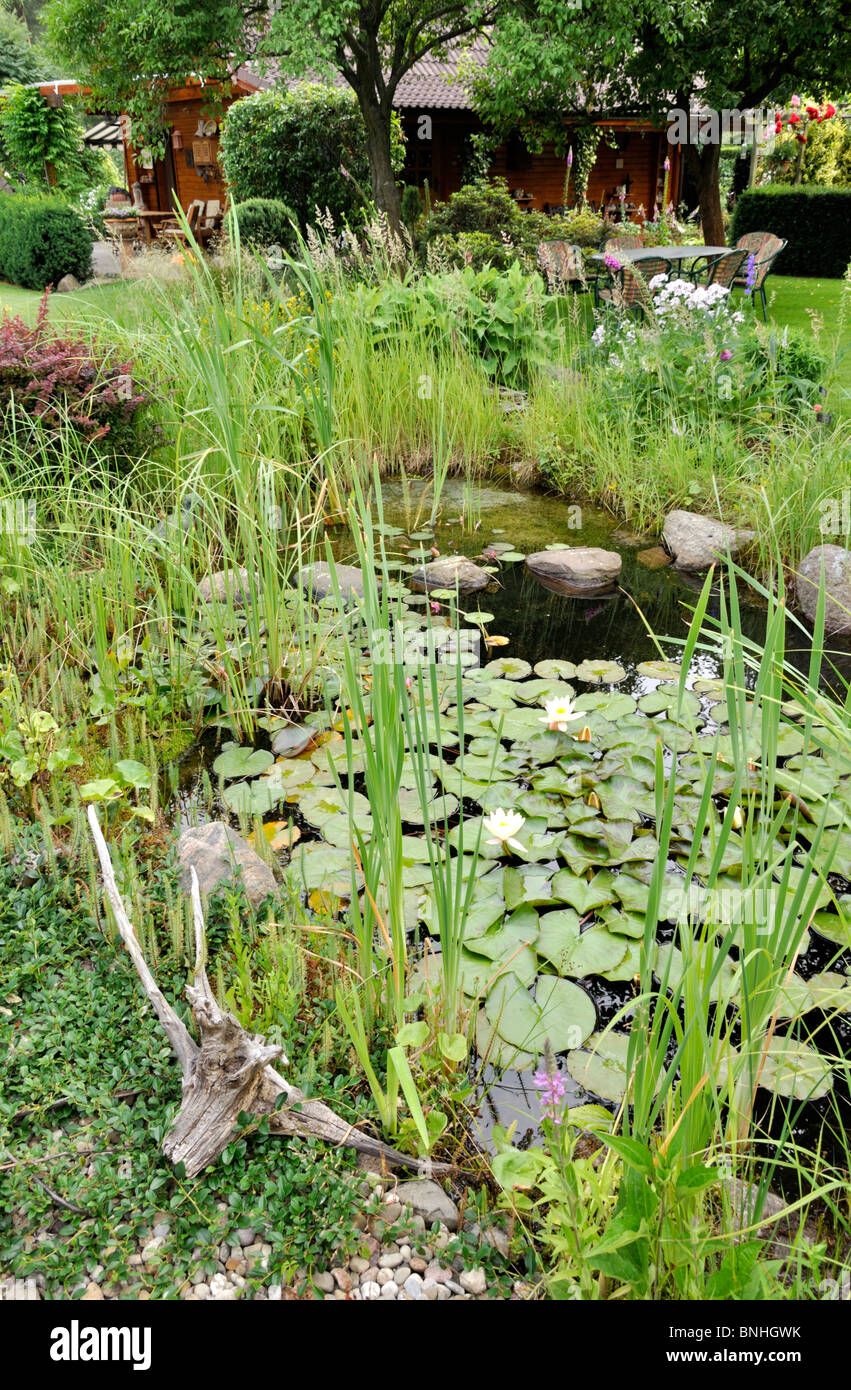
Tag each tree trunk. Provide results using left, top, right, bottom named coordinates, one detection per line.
left=358, top=92, right=403, bottom=237
left=684, top=141, right=725, bottom=245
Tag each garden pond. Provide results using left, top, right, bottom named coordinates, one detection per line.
left=170, top=480, right=851, bottom=1160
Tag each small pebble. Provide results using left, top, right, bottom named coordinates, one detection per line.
left=379, top=1252, right=403, bottom=1269
left=361, top=1281, right=381, bottom=1301
left=314, top=1271, right=335, bottom=1294
left=380, top=1281, right=398, bottom=1299
left=460, top=1268, right=488, bottom=1295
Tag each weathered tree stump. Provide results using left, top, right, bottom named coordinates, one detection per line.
left=87, top=806, right=430, bottom=1178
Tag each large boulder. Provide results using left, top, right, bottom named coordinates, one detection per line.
left=525, top=546, right=621, bottom=595
left=56, top=273, right=81, bottom=293
left=409, top=555, right=490, bottom=595
left=795, top=545, right=851, bottom=635
left=662, top=510, right=753, bottom=571
left=177, top=823, right=277, bottom=908
left=197, top=567, right=257, bottom=606
left=299, top=562, right=366, bottom=602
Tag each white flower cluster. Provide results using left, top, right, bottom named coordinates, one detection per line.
left=650, top=276, right=731, bottom=318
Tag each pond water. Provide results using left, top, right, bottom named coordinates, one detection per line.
left=171, top=479, right=851, bottom=1167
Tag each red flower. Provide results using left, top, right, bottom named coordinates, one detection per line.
left=805, top=105, right=819, bottom=118
left=795, top=133, right=807, bottom=143
left=824, top=103, right=837, bottom=119
left=788, top=113, right=801, bottom=124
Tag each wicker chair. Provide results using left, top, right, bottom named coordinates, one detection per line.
left=731, top=233, right=787, bottom=320
left=537, top=240, right=585, bottom=292
left=597, top=260, right=654, bottom=317
left=637, top=256, right=670, bottom=288
left=607, top=234, right=642, bottom=251
left=704, top=247, right=747, bottom=289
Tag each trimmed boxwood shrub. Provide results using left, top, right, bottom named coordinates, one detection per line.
left=220, top=83, right=404, bottom=230
left=224, top=197, right=298, bottom=251
left=731, top=186, right=851, bottom=277
left=0, top=196, right=94, bottom=289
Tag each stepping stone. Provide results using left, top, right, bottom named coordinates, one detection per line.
left=409, top=555, right=490, bottom=595
left=662, top=510, right=753, bottom=571
left=525, top=546, right=622, bottom=595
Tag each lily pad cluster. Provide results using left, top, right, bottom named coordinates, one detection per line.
left=211, top=568, right=851, bottom=1108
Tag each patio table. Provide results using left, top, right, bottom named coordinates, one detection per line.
left=133, top=210, right=179, bottom=247
left=590, top=244, right=731, bottom=268
left=589, top=244, right=734, bottom=306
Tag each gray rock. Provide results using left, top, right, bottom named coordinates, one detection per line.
left=154, top=492, right=202, bottom=542
left=177, top=822, right=277, bottom=909
left=380, top=1280, right=399, bottom=1299
left=378, top=1251, right=403, bottom=1269
left=235, top=1227, right=255, bottom=1248
left=796, top=545, right=851, bottom=635
left=193, top=1283, right=210, bottom=1300
left=360, top=1280, right=381, bottom=1300
left=197, top=566, right=257, bottom=606
left=56, top=274, right=81, bottom=293
left=299, top=562, right=366, bottom=603
left=403, top=1273, right=424, bottom=1300
left=460, top=1267, right=487, bottom=1295
left=208, top=1273, right=236, bottom=1300
left=525, top=547, right=622, bottom=595
left=394, top=1179, right=459, bottom=1232
left=313, top=1271, right=335, bottom=1293
left=408, top=555, right=490, bottom=595
left=662, top=510, right=754, bottom=572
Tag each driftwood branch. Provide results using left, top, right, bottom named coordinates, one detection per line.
left=87, top=807, right=432, bottom=1178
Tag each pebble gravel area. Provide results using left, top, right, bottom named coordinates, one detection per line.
left=1, top=1176, right=531, bottom=1302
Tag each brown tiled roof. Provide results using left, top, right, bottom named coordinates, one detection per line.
left=238, top=37, right=488, bottom=110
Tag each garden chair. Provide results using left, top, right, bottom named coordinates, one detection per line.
left=731, top=232, right=787, bottom=320
left=607, top=234, right=642, bottom=251
left=637, top=256, right=670, bottom=288
left=703, top=247, right=747, bottom=289
left=158, top=199, right=204, bottom=248
left=537, top=240, right=585, bottom=292
left=597, top=261, right=654, bottom=318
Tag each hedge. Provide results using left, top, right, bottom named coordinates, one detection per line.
left=220, top=83, right=404, bottom=231
left=731, top=186, right=851, bottom=277
left=0, top=196, right=94, bottom=290
left=224, top=197, right=298, bottom=252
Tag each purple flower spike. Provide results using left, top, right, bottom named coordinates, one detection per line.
left=533, top=1063, right=566, bottom=1124
left=604, top=253, right=622, bottom=272
left=744, top=253, right=758, bottom=295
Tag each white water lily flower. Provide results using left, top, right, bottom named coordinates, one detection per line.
left=731, top=805, right=744, bottom=830
left=539, top=696, right=581, bottom=732
left=483, top=808, right=527, bottom=855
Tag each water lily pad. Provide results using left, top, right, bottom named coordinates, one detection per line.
left=638, top=688, right=701, bottom=720
left=483, top=657, right=533, bottom=680
left=290, top=843, right=359, bottom=893
left=483, top=972, right=596, bottom=1055
left=475, top=1007, right=534, bottom=1072
left=550, top=869, right=618, bottom=914
left=222, top=779, right=281, bottom=816
left=807, top=970, right=851, bottom=1014
left=722, top=1036, right=833, bottom=1101
left=565, top=1030, right=632, bottom=1102
left=811, top=908, right=851, bottom=949
left=575, top=659, right=626, bottom=685
left=213, top=743, right=275, bottom=780
left=655, top=943, right=740, bottom=1004
left=537, top=912, right=627, bottom=979
left=574, top=692, right=636, bottom=721
left=635, top=660, right=682, bottom=682
left=533, top=659, right=577, bottom=680
left=271, top=724, right=315, bottom=757
left=299, top=786, right=372, bottom=829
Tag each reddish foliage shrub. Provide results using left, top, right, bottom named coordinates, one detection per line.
left=0, top=291, right=146, bottom=443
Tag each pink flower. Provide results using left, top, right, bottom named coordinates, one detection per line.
left=604, top=253, right=622, bottom=271
left=566, top=147, right=573, bottom=168
left=533, top=1063, right=566, bottom=1124
left=663, top=156, right=671, bottom=172
left=430, top=600, right=441, bottom=614
left=790, top=93, right=801, bottom=108
left=719, top=348, right=732, bottom=361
